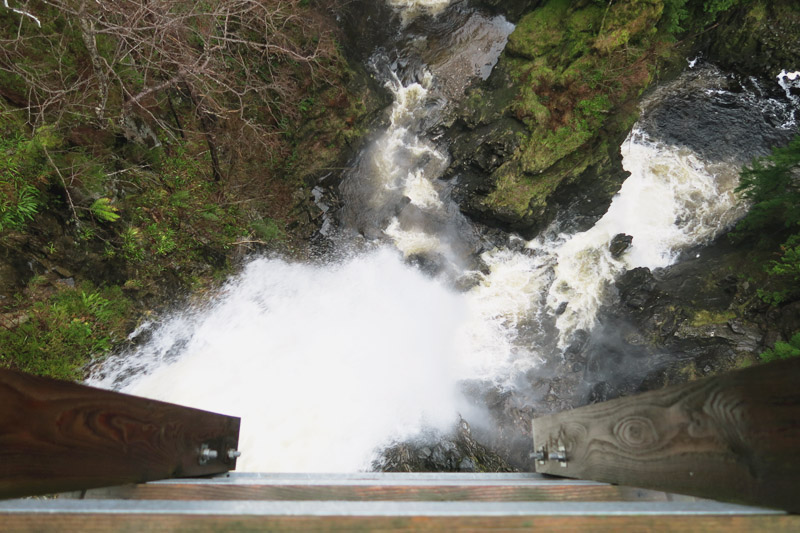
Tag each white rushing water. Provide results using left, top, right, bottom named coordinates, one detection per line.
left=387, top=0, right=452, bottom=24
left=90, top=105, right=753, bottom=471
left=90, top=250, right=469, bottom=472
left=493, top=129, right=743, bottom=349
left=88, top=8, right=798, bottom=471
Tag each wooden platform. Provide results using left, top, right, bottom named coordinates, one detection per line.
left=1, top=473, right=796, bottom=531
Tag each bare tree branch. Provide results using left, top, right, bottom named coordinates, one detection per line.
left=3, top=0, right=41, bottom=27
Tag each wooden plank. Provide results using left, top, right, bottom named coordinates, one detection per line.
left=77, top=481, right=672, bottom=502
left=0, top=369, right=240, bottom=499
left=3, top=513, right=798, bottom=533
left=0, top=500, right=794, bottom=532
left=532, top=358, right=800, bottom=512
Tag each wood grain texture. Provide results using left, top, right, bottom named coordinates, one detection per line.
left=0, top=369, right=240, bottom=499
left=2, top=513, right=798, bottom=532
left=533, top=358, right=800, bottom=512
left=77, top=482, right=671, bottom=502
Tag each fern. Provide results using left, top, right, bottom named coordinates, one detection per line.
left=0, top=183, right=39, bottom=232
left=89, top=197, right=120, bottom=222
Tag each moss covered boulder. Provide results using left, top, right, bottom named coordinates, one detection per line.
left=445, top=0, right=681, bottom=237
left=446, top=0, right=799, bottom=237
left=704, top=1, right=800, bottom=78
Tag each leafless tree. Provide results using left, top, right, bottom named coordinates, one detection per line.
left=0, top=0, right=342, bottom=178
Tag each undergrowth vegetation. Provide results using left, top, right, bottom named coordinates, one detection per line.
left=734, top=135, right=800, bottom=306
left=0, top=0, right=366, bottom=380
left=759, top=333, right=800, bottom=363
left=0, top=282, right=132, bottom=380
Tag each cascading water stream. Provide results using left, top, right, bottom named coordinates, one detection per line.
left=88, top=4, right=799, bottom=471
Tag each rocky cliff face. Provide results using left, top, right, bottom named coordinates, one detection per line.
left=442, top=0, right=675, bottom=238
left=705, top=2, right=800, bottom=79
left=441, top=0, right=799, bottom=238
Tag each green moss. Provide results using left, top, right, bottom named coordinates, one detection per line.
left=484, top=164, right=549, bottom=218
left=520, top=125, right=594, bottom=175
left=745, top=2, right=767, bottom=21
left=506, top=0, right=572, bottom=60
left=689, top=309, right=736, bottom=327
left=479, top=0, right=672, bottom=225
left=250, top=218, right=285, bottom=243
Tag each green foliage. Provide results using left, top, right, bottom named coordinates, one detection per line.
left=251, top=218, right=285, bottom=242
left=89, top=197, right=120, bottom=222
left=656, top=0, right=752, bottom=34
left=759, top=333, right=800, bottom=363
left=0, top=182, right=39, bottom=232
left=703, top=0, right=747, bottom=16
left=298, top=97, right=316, bottom=114
left=0, top=131, right=44, bottom=232
left=736, top=135, right=800, bottom=235
left=0, top=0, right=366, bottom=381
left=0, top=283, right=131, bottom=380
left=735, top=135, right=800, bottom=304
left=145, top=223, right=178, bottom=256
left=121, top=227, right=145, bottom=262
left=755, top=234, right=800, bottom=305
left=662, top=0, right=690, bottom=33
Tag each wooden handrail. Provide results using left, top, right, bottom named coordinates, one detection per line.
left=532, top=358, right=800, bottom=512
left=0, top=369, right=240, bottom=499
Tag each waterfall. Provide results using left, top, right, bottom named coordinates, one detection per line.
left=88, top=4, right=799, bottom=472
left=90, top=250, right=468, bottom=472
left=386, top=0, right=453, bottom=24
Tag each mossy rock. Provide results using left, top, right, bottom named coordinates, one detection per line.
left=705, top=0, right=800, bottom=77
left=448, top=0, right=676, bottom=236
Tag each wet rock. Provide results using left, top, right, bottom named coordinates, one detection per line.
left=53, top=266, right=73, bottom=278
left=764, top=330, right=781, bottom=349
left=609, top=234, right=633, bottom=259
left=459, top=458, right=477, bottom=472
left=453, top=272, right=483, bottom=292
left=374, top=418, right=515, bottom=473
left=617, top=267, right=660, bottom=311
left=571, top=234, right=794, bottom=405
left=407, top=252, right=447, bottom=277
left=704, top=1, right=800, bottom=81
left=120, top=115, right=161, bottom=148
left=468, top=0, right=541, bottom=22
left=775, top=301, right=800, bottom=340
left=637, top=65, right=796, bottom=164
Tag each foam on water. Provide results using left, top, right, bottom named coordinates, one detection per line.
left=542, top=130, right=744, bottom=345
left=89, top=249, right=467, bottom=472
left=386, top=0, right=452, bottom=23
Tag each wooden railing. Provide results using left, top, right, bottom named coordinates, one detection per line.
left=2, top=357, right=798, bottom=526
left=0, top=369, right=240, bottom=499
left=532, top=357, right=800, bottom=512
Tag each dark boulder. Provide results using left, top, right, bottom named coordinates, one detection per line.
left=609, top=234, right=633, bottom=259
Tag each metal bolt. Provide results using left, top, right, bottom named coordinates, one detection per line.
left=549, top=450, right=567, bottom=462
left=530, top=451, right=545, bottom=461
left=227, top=449, right=242, bottom=460
left=198, top=444, right=218, bottom=465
